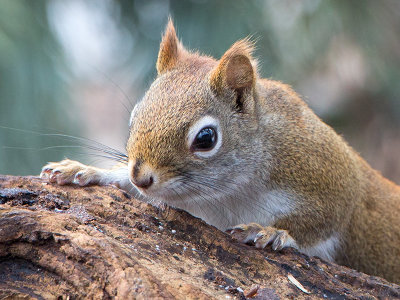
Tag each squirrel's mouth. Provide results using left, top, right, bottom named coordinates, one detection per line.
left=130, top=175, right=186, bottom=200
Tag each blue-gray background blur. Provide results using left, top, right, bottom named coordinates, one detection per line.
left=1, top=0, right=399, bottom=183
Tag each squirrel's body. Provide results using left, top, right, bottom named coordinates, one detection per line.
left=257, top=79, right=400, bottom=280
left=41, top=20, right=400, bottom=283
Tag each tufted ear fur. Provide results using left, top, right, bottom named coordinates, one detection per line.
left=210, top=39, right=258, bottom=104
left=156, top=18, right=186, bottom=75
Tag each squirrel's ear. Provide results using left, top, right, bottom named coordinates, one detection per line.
left=210, top=39, right=257, bottom=97
left=156, top=18, right=185, bottom=75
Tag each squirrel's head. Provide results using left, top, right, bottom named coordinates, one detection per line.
left=126, top=19, right=262, bottom=208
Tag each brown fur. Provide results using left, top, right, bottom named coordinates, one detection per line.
left=156, top=18, right=188, bottom=74
left=210, top=39, right=257, bottom=94
left=258, top=80, right=400, bottom=281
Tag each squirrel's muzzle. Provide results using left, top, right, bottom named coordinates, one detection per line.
left=128, top=159, right=155, bottom=190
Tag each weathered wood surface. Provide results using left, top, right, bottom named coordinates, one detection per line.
left=0, top=175, right=399, bottom=299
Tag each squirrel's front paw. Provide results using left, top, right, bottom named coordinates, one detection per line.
left=40, top=159, right=102, bottom=186
left=227, top=223, right=296, bottom=251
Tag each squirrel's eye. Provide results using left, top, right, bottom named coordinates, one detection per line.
left=191, top=127, right=217, bottom=151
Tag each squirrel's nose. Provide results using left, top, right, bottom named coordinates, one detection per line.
left=129, top=159, right=155, bottom=190
left=131, top=175, right=154, bottom=189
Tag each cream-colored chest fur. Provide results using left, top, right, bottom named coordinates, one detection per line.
left=298, top=234, right=339, bottom=262
left=178, top=188, right=296, bottom=232
left=177, top=189, right=339, bottom=263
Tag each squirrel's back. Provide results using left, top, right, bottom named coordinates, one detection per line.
left=257, top=78, right=400, bottom=281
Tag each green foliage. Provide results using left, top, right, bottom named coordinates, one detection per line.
left=0, top=1, right=77, bottom=175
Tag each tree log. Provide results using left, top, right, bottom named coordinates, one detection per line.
left=0, top=175, right=399, bottom=299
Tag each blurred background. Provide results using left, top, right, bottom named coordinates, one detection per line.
left=0, top=0, right=399, bottom=184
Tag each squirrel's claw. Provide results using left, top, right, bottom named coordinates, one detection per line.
left=40, top=159, right=99, bottom=186
left=73, top=168, right=101, bottom=186
left=227, top=222, right=264, bottom=244
left=228, top=223, right=295, bottom=251
left=254, top=228, right=292, bottom=250
left=40, top=159, right=130, bottom=190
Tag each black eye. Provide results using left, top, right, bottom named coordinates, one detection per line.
left=191, top=127, right=217, bottom=151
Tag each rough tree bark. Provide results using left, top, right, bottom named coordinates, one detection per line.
left=0, top=175, right=399, bottom=299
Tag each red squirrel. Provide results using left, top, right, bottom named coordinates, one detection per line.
left=41, top=20, right=400, bottom=283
